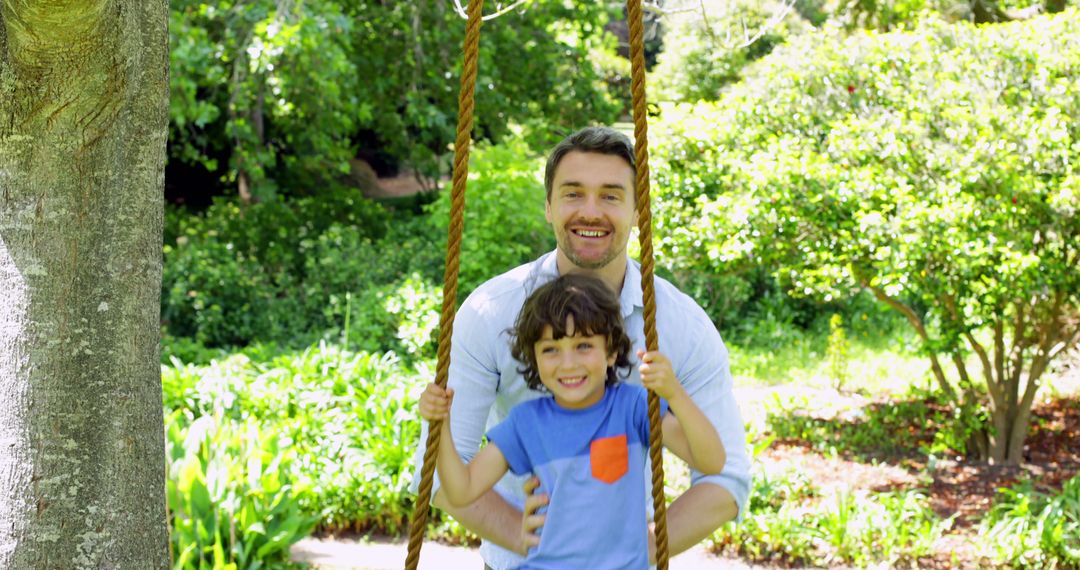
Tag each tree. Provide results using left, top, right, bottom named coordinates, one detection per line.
left=0, top=1, right=170, bottom=566
left=167, top=0, right=623, bottom=202
left=652, top=11, right=1079, bottom=463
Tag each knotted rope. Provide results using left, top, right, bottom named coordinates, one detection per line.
left=404, top=0, right=667, bottom=567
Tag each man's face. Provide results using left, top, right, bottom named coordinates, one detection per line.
left=545, top=151, right=636, bottom=271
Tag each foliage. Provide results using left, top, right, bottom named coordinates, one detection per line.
left=162, top=342, right=470, bottom=538
left=828, top=314, right=850, bottom=390
left=981, top=475, right=1080, bottom=568
left=170, top=0, right=364, bottom=200
left=166, top=410, right=317, bottom=569
left=764, top=387, right=965, bottom=461
left=425, top=136, right=555, bottom=299
left=168, top=0, right=622, bottom=199
left=162, top=188, right=388, bottom=347
left=710, top=467, right=948, bottom=566
left=162, top=135, right=560, bottom=353
left=651, top=11, right=1080, bottom=462
left=651, top=0, right=809, bottom=103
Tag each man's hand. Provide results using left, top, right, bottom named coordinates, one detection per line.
left=520, top=476, right=548, bottom=555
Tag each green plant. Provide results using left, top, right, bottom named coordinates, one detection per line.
left=161, top=341, right=473, bottom=540
left=827, top=314, right=850, bottom=391
left=813, top=490, right=949, bottom=566
left=981, top=476, right=1080, bottom=568
left=425, top=136, right=554, bottom=299
left=652, top=0, right=808, bottom=103
left=166, top=410, right=317, bottom=569
left=652, top=11, right=1080, bottom=462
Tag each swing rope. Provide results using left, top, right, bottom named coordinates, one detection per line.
left=404, top=0, right=668, bottom=567
left=403, top=0, right=484, bottom=567
left=625, top=0, right=670, bottom=566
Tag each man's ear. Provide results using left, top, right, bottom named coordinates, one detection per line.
left=545, top=199, right=553, bottom=224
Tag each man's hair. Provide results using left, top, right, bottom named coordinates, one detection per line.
left=511, top=273, right=633, bottom=392
left=544, top=126, right=636, bottom=200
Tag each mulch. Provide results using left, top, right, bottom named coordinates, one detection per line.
left=755, top=396, right=1079, bottom=569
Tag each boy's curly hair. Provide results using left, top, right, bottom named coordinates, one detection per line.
left=510, top=273, right=633, bottom=392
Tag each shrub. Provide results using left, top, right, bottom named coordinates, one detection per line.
left=651, top=0, right=808, bottom=103
left=425, top=136, right=554, bottom=300
left=162, top=342, right=468, bottom=538
left=981, top=475, right=1080, bottom=568
left=652, top=11, right=1080, bottom=462
left=162, top=188, right=388, bottom=347
left=166, top=410, right=317, bottom=569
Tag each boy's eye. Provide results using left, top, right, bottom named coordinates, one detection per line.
left=541, top=346, right=557, bottom=354
left=576, top=342, right=594, bottom=351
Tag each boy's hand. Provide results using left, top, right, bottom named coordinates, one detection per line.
left=418, top=383, right=454, bottom=422
left=638, top=350, right=683, bottom=401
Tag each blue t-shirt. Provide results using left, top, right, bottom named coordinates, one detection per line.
left=486, top=383, right=668, bottom=570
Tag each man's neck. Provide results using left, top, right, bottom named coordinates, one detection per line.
left=554, top=250, right=628, bottom=294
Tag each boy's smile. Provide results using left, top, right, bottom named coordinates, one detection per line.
left=534, top=316, right=616, bottom=410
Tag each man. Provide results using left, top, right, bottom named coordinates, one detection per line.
left=411, top=126, right=750, bottom=568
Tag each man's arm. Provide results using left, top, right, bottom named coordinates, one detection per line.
left=432, top=488, right=528, bottom=555
left=665, top=483, right=739, bottom=556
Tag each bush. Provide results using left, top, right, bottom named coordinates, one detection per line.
left=981, top=475, right=1080, bottom=568
left=163, top=188, right=389, bottom=347
left=166, top=410, right=317, bottom=569
left=652, top=10, right=1080, bottom=461
left=425, top=136, right=554, bottom=300
left=162, top=342, right=469, bottom=538
left=651, top=1, right=808, bottom=103
left=163, top=136, right=555, bottom=354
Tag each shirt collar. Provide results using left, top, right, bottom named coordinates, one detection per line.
left=541, top=250, right=642, bottom=319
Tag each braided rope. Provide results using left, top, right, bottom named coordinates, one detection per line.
left=403, top=0, right=485, bottom=568
left=626, top=0, right=669, bottom=568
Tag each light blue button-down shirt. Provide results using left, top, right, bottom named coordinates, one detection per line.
left=412, top=251, right=751, bottom=570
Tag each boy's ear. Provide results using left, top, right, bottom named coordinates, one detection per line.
left=607, top=352, right=617, bottom=367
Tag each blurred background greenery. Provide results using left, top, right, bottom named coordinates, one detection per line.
left=162, top=1, right=1079, bottom=567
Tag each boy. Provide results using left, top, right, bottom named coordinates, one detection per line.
left=418, top=274, right=726, bottom=569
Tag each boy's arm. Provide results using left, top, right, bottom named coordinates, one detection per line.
left=638, top=349, right=725, bottom=475
left=436, top=420, right=510, bottom=508
left=661, top=392, right=725, bottom=475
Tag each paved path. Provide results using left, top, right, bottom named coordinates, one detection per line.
left=291, top=537, right=763, bottom=569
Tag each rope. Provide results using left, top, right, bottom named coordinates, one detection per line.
left=403, top=0, right=485, bottom=568
left=626, top=0, right=669, bottom=568
left=405, top=1, right=669, bottom=567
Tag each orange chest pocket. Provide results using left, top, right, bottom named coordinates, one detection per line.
left=590, top=434, right=629, bottom=484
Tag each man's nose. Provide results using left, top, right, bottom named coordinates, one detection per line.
left=579, top=194, right=603, bottom=219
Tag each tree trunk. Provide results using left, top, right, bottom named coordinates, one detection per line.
left=0, top=1, right=170, bottom=568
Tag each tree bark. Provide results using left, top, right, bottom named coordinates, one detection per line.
left=0, top=1, right=170, bottom=568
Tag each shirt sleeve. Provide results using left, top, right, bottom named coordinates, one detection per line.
left=409, top=293, right=501, bottom=498
left=671, top=310, right=751, bottom=520
left=486, top=411, right=532, bottom=476
left=632, top=386, right=669, bottom=446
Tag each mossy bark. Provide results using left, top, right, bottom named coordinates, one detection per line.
left=0, top=1, right=169, bottom=567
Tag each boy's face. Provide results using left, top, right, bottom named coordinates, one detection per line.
left=534, top=316, right=617, bottom=410
left=545, top=151, right=636, bottom=272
